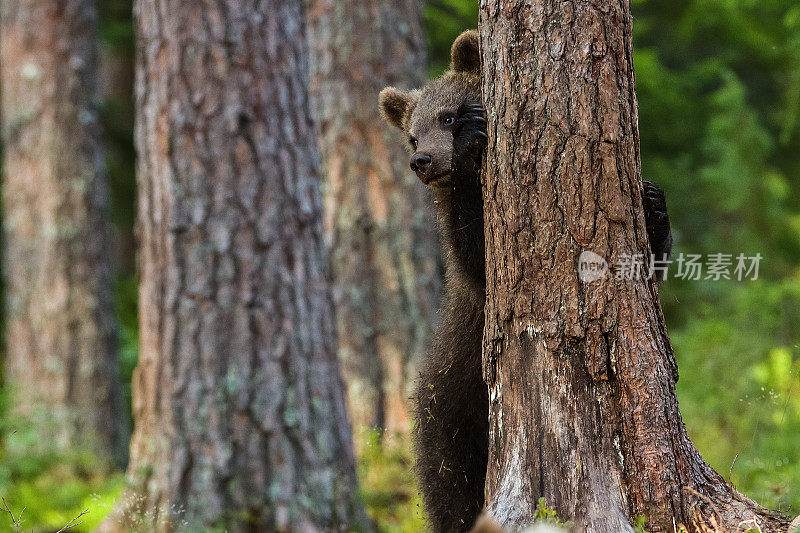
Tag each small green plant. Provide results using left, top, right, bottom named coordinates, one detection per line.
left=633, top=515, right=650, bottom=533
left=533, top=497, right=569, bottom=528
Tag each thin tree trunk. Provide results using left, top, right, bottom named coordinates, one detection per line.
left=479, top=1, right=789, bottom=531
left=0, top=0, right=127, bottom=466
left=125, top=0, right=369, bottom=530
left=307, top=0, right=441, bottom=435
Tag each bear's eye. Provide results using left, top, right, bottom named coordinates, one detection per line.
left=442, top=114, right=455, bottom=126
left=409, top=137, right=418, bottom=150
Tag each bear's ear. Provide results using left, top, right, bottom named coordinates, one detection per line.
left=451, top=30, right=481, bottom=74
left=379, top=87, right=415, bottom=130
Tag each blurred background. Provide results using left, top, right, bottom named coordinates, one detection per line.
left=0, top=0, right=798, bottom=530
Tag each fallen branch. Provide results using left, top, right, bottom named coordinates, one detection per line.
left=2, top=497, right=25, bottom=532
left=56, top=509, right=89, bottom=532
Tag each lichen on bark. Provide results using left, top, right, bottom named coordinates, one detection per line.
left=123, top=0, right=369, bottom=530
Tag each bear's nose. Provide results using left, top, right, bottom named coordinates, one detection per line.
left=410, top=152, right=432, bottom=174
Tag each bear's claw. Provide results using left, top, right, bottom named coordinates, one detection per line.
left=642, top=180, right=672, bottom=262
left=453, top=103, right=488, bottom=164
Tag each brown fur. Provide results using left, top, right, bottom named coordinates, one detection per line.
left=406, top=73, right=480, bottom=184
left=450, top=30, right=481, bottom=75
left=380, top=30, right=488, bottom=532
left=379, top=30, right=481, bottom=179
left=378, top=87, right=420, bottom=131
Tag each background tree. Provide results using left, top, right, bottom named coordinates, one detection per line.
left=307, top=0, right=441, bottom=435
left=0, top=0, right=127, bottom=465
left=125, top=0, right=369, bottom=530
left=479, top=0, right=790, bottom=531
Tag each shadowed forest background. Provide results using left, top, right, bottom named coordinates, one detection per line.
left=0, top=0, right=798, bottom=530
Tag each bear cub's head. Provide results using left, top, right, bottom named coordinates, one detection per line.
left=379, top=30, right=481, bottom=188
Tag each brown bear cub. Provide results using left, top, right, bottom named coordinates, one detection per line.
left=379, top=30, right=671, bottom=533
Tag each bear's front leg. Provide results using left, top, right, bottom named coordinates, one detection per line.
left=642, top=180, right=673, bottom=263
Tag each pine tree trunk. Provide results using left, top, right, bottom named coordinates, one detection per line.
left=126, top=0, right=369, bottom=530
left=0, top=0, right=127, bottom=466
left=479, top=1, right=790, bottom=531
left=307, top=0, right=441, bottom=435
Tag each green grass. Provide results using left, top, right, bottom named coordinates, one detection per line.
left=0, top=442, right=125, bottom=532
left=356, top=428, right=426, bottom=533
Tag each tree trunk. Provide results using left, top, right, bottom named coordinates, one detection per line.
left=0, top=0, right=127, bottom=466
left=479, top=1, right=790, bottom=531
left=125, top=0, right=369, bottom=530
left=307, top=0, right=441, bottom=435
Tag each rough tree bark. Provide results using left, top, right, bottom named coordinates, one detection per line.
left=0, top=0, right=127, bottom=466
left=479, top=1, right=790, bottom=532
left=307, top=0, right=441, bottom=435
left=125, top=0, right=369, bottom=530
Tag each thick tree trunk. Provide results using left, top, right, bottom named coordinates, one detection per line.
left=126, top=0, right=369, bottom=530
left=307, top=0, right=441, bottom=435
left=0, top=0, right=127, bottom=466
left=479, top=1, right=790, bottom=532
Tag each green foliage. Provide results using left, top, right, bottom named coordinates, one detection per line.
left=98, top=0, right=134, bottom=52
left=533, top=498, right=568, bottom=528
left=98, top=0, right=136, bottom=236
left=633, top=0, right=800, bottom=511
left=533, top=498, right=559, bottom=523
left=423, top=0, right=480, bottom=77
left=0, top=393, right=124, bottom=532
left=116, top=279, right=140, bottom=431
left=633, top=515, right=650, bottom=533
left=356, top=428, right=425, bottom=533
left=99, top=0, right=139, bottom=440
